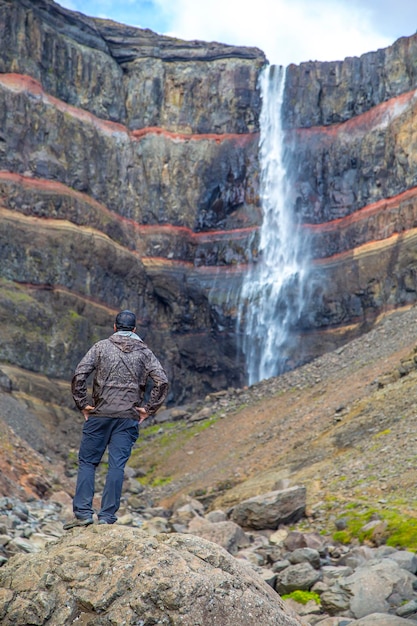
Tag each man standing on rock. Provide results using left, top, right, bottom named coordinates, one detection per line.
left=64, top=310, right=169, bottom=530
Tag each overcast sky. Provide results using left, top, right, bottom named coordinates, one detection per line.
left=57, top=0, right=416, bottom=66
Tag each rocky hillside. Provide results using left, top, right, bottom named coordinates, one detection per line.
left=127, top=303, right=417, bottom=525
left=2, top=302, right=417, bottom=530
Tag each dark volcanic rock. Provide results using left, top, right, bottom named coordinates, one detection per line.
left=2, top=0, right=417, bottom=411
left=0, top=0, right=264, bottom=405
left=0, top=0, right=265, bottom=132
left=283, top=34, right=417, bottom=129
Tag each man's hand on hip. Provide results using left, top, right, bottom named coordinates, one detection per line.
left=82, top=405, right=95, bottom=421
left=136, top=407, right=149, bottom=424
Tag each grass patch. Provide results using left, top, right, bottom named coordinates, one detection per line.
left=333, top=506, right=417, bottom=551
left=282, top=590, right=321, bottom=606
left=128, top=414, right=220, bottom=485
left=384, top=511, right=417, bottom=551
left=141, top=422, right=179, bottom=437
left=374, top=428, right=391, bottom=437
left=144, top=475, right=172, bottom=488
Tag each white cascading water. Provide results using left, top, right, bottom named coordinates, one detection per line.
left=238, top=64, right=311, bottom=385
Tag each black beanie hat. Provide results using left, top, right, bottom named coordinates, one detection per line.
left=115, top=310, right=136, bottom=331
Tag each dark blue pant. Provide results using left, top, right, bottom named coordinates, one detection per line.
left=73, top=417, right=139, bottom=524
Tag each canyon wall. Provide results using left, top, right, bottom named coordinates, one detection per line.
left=0, top=0, right=265, bottom=406
left=2, top=0, right=417, bottom=414
left=283, top=36, right=417, bottom=361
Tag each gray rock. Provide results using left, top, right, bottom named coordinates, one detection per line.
left=0, top=534, right=11, bottom=546
left=348, top=613, right=414, bottom=625
left=8, top=537, right=40, bottom=554
left=320, top=585, right=351, bottom=614
left=385, top=550, right=417, bottom=574
left=170, top=502, right=204, bottom=526
left=339, top=559, right=416, bottom=619
left=322, top=565, right=354, bottom=582
left=187, top=517, right=250, bottom=555
left=284, top=530, right=310, bottom=551
left=235, top=548, right=266, bottom=567
left=125, top=477, right=145, bottom=494
left=141, top=516, right=169, bottom=535
left=288, top=547, right=321, bottom=569
left=273, top=559, right=292, bottom=573
left=0, top=370, right=12, bottom=392
left=0, top=526, right=303, bottom=626
left=313, top=618, right=354, bottom=626
left=205, top=509, right=227, bottom=523
left=339, top=546, right=375, bottom=569
left=229, top=486, right=306, bottom=530
left=188, top=407, right=213, bottom=422
left=395, top=597, right=417, bottom=617
left=275, top=561, right=322, bottom=594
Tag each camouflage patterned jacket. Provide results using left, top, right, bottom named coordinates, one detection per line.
left=71, top=333, right=169, bottom=418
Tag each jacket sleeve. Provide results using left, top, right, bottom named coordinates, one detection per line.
left=71, top=344, right=99, bottom=411
left=143, top=352, right=169, bottom=416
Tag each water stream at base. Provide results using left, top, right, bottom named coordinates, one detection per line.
left=238, top=64, right=311, bottom=385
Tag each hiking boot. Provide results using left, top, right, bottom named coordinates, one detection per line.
left=63, top=517, right=94, bottom=530
left=98, top=519, right=112, bottom=525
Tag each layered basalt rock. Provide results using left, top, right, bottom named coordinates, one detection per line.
left=0, top=0, right=262, bottom=133
left=280, top=34, right=417, bottom=360
left=3, top=0, right=417, bottom=418
left=283, top=35, right=417, bottom=129
left=0, top=0, right=265, bottom=411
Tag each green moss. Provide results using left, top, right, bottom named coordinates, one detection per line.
left=141, top=422, right=178, bottom=437
left=333, top=511, right=374, bottom=544
left=332, top=506, right=417, bottom=551
left=374, top=428, right=391, bottom=437
left=333, top=530, right=352, bottom=545
left=383, top=511, right=417, bottom=551
left=66, top=450, right=79, bottom=470
left=128, top=414, right=222, bottom=489
left=0, top=279, right=35, bottom=304
left=133, top=414, right=219, bottom=456
left=135, top=465, right=172, bottom=488
left=281, top=590, right=321, bottom=606
left=190, top=488, right=207, bottom=497
left=149, top=476, right=172, bottom=487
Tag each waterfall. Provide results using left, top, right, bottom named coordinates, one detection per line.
left=238, top=64, right=311, bottom=385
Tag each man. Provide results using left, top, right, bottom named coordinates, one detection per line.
left=64, top=310, right=169, bottom=529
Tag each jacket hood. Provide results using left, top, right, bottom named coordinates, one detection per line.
left=109, top=334, right=144, bottom=353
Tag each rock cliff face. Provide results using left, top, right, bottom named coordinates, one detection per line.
left=0, top=0, right=265, bottom=406
left=2, top=0, right=417, bottom=413
left=281, top=35, right=417, bottom=362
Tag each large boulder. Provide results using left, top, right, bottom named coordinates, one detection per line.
left=229, top=486, right=306, bottom=530
left=187, top=515, right=251, bottom=554
left=339, top=558, right=416, bottom=619
left=0, top=524, right=303, bottom=626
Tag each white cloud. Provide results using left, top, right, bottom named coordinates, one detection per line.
left=55, top=0, right=402, bottom=65
left=154, top=0, right=392, bottom=65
